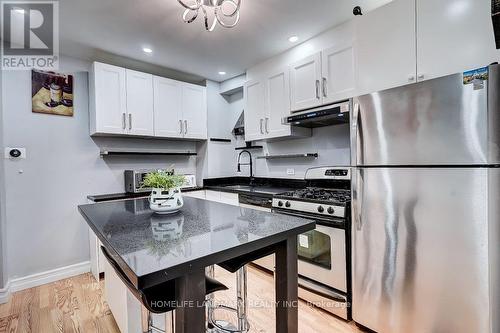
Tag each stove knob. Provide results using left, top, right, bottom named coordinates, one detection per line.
left=317, top=206, right=324, bottom=213
left=285, top=201, right=291, bottom=208
left=327, top=207, right=335, bottom=214
left=278, top=201, right=283, bottom=207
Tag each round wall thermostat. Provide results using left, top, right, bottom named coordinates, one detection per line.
left=9, top=149, right=21, bottom=158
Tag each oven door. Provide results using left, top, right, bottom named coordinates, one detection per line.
left=297, top=224, right=347, bottom=293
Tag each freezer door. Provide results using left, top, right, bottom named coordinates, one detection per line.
left=351, top=65, right=500, bottom=166
left=352, top=167, right=492, bottom=333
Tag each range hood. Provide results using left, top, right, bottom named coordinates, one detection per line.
left=232, top=111, right=245, bottom=136
left=283, top=100, right=350, bottom=128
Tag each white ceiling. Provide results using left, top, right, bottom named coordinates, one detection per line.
left=59, top=0, right=392, bottom=82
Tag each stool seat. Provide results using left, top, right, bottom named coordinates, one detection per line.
left=101, top=246, right=228, bottom=313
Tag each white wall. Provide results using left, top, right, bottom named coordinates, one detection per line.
left=199, top=81, right=242, bottom=179
left=1, top=56, right=197, bottom=281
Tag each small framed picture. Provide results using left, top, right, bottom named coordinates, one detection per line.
left=32, top=70, right=74, bottom=117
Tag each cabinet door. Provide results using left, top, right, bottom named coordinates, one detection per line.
left=182, top=83, right=207, bottom=140
left=153, top=76, right=183, bottom=138
left=355, top=0, right=416, bottom=95
left=417, top=0, right=498, bottom=81
left=244, top=79, right=266, bottom=141
left=290, top=52, right=322, bottom=111
left=265, top=69, right=291, bottom=139
left=93, top=62, right=127, bottom=134
left=126, top=69, right=154, bottom=136
left=321, top=43, right=356, bottom=104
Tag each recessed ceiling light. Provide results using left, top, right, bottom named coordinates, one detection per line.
left=218, top=71, right=227, bottom=75
left=288, top=36, right=299, bottom=43
left=142, top=47, right=153, bottom=54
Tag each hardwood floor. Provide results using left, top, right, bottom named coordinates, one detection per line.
left=0, top=266, right=363, bottom=333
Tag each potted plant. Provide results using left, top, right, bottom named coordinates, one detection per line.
left=143, top=170, right=186, bottom=214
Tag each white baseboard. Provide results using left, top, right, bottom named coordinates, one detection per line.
left=0, top=261, right=90, bottom=304
left=0, top=281, right=11, bottom=304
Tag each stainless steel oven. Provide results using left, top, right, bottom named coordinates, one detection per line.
left=271, top=167, right=352, bottom=320
left=273, top=209, right=350, bottom=319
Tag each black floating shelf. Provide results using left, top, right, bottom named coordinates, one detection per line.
left=235, top=146, right=263, bottom=150
left=100, top=148, right=197, bottom=157
left=256, top=153, right=318, bottom=160
left=210, top=138, right=232, bottom=143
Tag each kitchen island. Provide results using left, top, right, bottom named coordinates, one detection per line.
left=78, top=196, right=315, bottom=333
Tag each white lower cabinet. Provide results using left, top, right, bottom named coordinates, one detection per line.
left=183, top=190, right=206, bottom=199
left=205, top=190, right=239, bottom=206
left=104, top=259, right=144, bottom=333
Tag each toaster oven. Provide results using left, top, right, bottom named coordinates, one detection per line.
left=124, top=170, right=196, bottom=193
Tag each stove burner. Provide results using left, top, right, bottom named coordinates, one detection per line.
left=282, top=188, right=351, bottom=203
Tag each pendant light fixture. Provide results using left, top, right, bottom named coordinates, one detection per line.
left=177, top=0, right=241, bottom=32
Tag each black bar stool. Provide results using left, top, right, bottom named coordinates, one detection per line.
left=207, top=246, right=276, bottom=333
left=101, top=246, right=228, bottom=333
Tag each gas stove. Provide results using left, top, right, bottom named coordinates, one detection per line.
left=272, top=167, right=351, bottom=219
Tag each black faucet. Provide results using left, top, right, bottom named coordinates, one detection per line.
left=237, top=150, right=253, bottom=179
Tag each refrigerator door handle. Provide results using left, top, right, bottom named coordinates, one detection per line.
left=352, top=168, right=364, bottom=231
left=351, top=101, right=360, bottom=166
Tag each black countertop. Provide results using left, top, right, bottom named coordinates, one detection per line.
left=87, top=187, right=204, bottom=202
left=88, top=177, right=306, bottom=203
left=78, top=197, right=315, bottom=289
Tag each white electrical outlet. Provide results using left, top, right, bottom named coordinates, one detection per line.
left=286, top=168, right=295, bottom=175
left=5, top=147, right=26, bottom=159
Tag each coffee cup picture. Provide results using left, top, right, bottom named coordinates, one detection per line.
left=32, top=70, right=74, bottom=117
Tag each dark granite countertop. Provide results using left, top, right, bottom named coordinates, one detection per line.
left=203, top=176, right=306, bottom=197
left=87, top=187, right=204, bottom=202
left=78, top=197, right=314, bottom=289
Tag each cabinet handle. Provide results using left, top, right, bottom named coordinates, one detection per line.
left=417, top=74, right=425, bottom=80
left=265, top=117, right=269, bottom=134
left=179, top=120, right=183, bottom=134
left=322, top=78, right=327, bottom=97
left=315, top=80, right=320, bottom=99
left=184, top=120, right=188, bottom=135
left=129, top=114, right=132, bottom=130
left=260, top=119, right=264, bottom=134
left=408, top=75, right=415, bottom=82
left=122, top=113, right=126, bottom=129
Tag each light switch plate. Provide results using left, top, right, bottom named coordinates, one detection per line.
left=5, top=147, right=26, bottom=159
left=286, top=168, right=295, bottom=175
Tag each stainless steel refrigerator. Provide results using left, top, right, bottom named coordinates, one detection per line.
left=350, top=64, right=500, bottom=333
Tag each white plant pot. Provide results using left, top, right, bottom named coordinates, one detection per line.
left=149, top=187, right=184, bottom=214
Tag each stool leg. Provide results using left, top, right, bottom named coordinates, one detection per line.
left=236, top=266, right=248, bottom=332
left=206, top=265, right=215, bottom=329
left=141, top=308, right=152, bottom=333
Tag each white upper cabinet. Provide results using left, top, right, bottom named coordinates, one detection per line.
left=182, top=83, right=207, bottom=140
left=244, top=79, right=266, bottom=142
left=244, top=68, right=310, bottom=141
left=321, top=43, right=357, bottom=104
left=90, top=62, right=207, bottom=139
left=125, top=69, right=154, bottom=136
left=153, top=76, right=183, bottom=138
left=91, top=62, right=127, bottom=135
left=355, top=0, right=417, bottom=95
left=266, top=69, right=291, bottom=139
left=290, top=52, right=322, bottom=111
left=416, top=0, right=498, bottom=81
